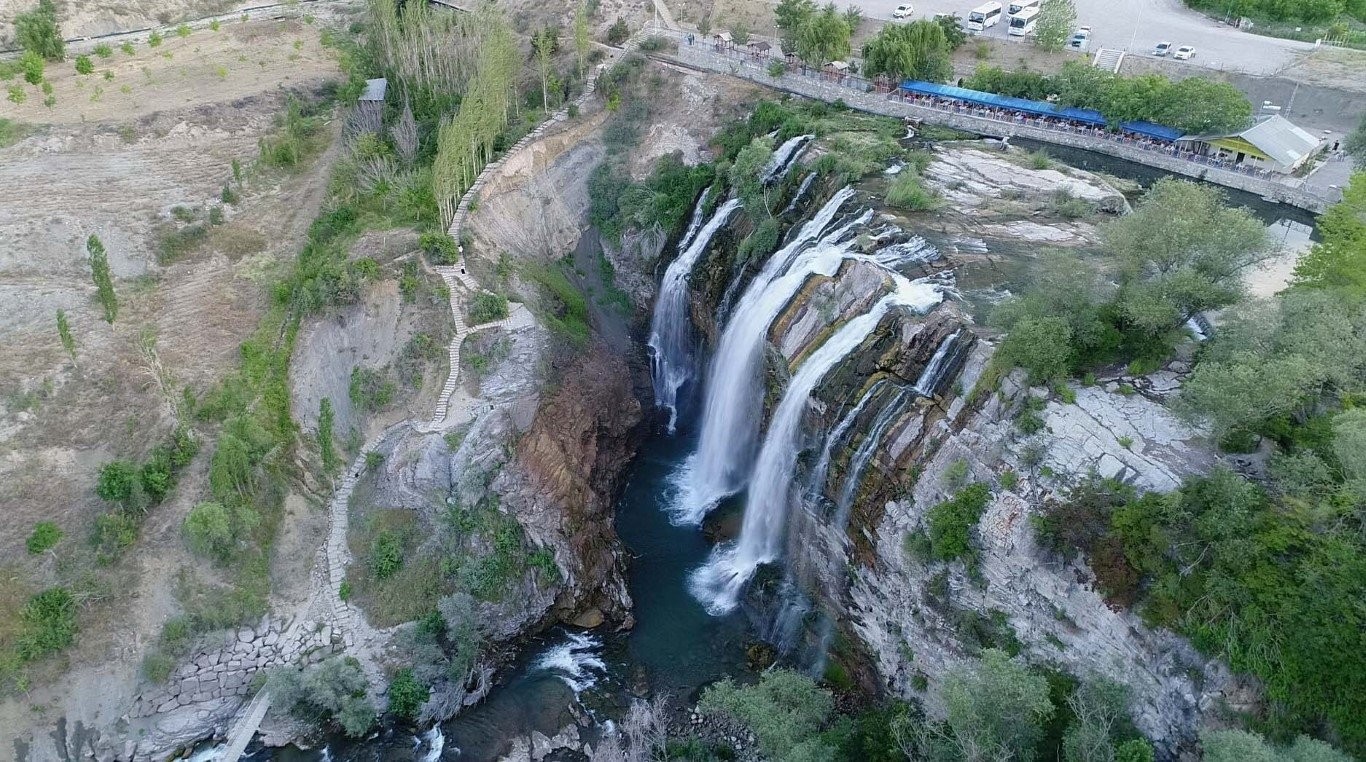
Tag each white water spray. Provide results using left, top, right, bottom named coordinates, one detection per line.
left=533, top=632, right=606, bottom=695
left=648, top=197, right=742, bottom=432
left=912, top=329, right=963, bottom=397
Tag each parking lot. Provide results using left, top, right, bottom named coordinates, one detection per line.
left=842, top=0, right=1316, bottom=75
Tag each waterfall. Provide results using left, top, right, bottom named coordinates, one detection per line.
left=762, top=134, right=814, bottom=185
left=677, top=186, right=713, bottom=251
left=806, top=379, right=890, bottom=502
left=533, top=632, right=607, bottom=695
left=669, top=188, right=862, bottom=524
left=780, top=172, right=817, bottom=217
left=690, top=279, right=944, bottom=615
left=833, top=389, right=912, bottom=530
left=912, top=329, right=962, bottom=397
left=647, top=197, right=743, bottom=433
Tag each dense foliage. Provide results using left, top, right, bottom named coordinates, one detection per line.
left=964, top=63, right=1253, bottom=134
left=993, top=180, right=1269, bottom=382
left=1183, top=0, right=1366, bottom=23
left=15, top=0, right=64, bottom=61
left=774, top=0, right=858, bottom=63
left=269, top=657, right=377, bottom=737
left=861, top=21, right=954, bottom=83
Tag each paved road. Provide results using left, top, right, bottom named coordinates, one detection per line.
left=840, top=0, right=1315, bottom=75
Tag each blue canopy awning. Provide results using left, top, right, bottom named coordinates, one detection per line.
left=899, top=80, right=1185, bottom=140
left=1119, top=120, right=1184, bottom=141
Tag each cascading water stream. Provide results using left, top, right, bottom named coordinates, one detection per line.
left=762, top=134, right=814, bottom=185
left=806, top=378, right=890, bottom=502
left=833, top=389, right=912, bottom=530
left=670, top=188, right=863, bottom=524
left=690, top=279, right=944, bottom=615
left=677, top=186, right=713, bottom=251
left=912, top=329, right=963, bottom=397
left=647, top=197, right=742, bottom=432
left=780, top=172, right=817, bottom=217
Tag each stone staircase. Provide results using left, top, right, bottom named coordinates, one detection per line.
left=1092, top=48, right=1126, bottom=73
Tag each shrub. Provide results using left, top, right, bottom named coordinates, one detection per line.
left=74, top=55, right=94, bottom=75
left=700, top=670, right=834, bottom=760
left=419, top=231, right=458, bottom=265
left=467, top=292, right=509, bottom=325
left=19, top=587, right=77, bottom=660
left=387, top=668, right=428, bottom=720
left=1028, top=150, right=1052, bottom=169
left=183, top=501, right=234, bottom=559
left=27, top=522, right=62, bottom=554
left=208, top=206, right=225, bottom=226
left=221, top=184, right=240, bottom=205
left=768, top=60, right=787, bottom=78
left=16, top=0, right=64, bottom=61
left=606, top=18, right=630, bottom=45
left=349, top=367, right=396, bottom=411
left=121, top=41, right=136, bottom=55
left=926, top=483, right=991, bottom=567
left=176, top=23, right=192, bottom=38
left=148, top=31, right=164, bottom=48
left=20, top=50, right=44, bottom=85
left=638, top=35, right=674, bottom=52
left=886, top=173, right=939, bottom=211
left=143, top=651, right=175, bottom=683
left=96, top=460, right=140, bottom=504
left=94, top=43, right=113, bottom=58
left=370, top=531, right=404, bottom=580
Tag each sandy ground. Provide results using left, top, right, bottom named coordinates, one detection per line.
left=1, top=18, right=337, bottom=125
left=0, top=0, right=248, bottom=40
left=0, top=15, right=341, bottom=749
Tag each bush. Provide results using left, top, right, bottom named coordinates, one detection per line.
left=94, top=43, right=113, bottom=58
left=1028, top=150, right=1052, bottom=169
left=926, top=483, right=992, bottom=567
left=183, top=501, right=234, bottom=559
left=387, top=668, right=428, bottom=720
left=370, top=531, right=404, bottom=580
left=20, top=50, right=44, bottom=85
left=349, top=366, right=396, bottom=411
left=143, top=651, right=176, bottom=683
left=26, top=522, right=62, bottom=554
left=19, top=587, right=77, bottom=660
left=700, top=670, right=835, bottom=760
left=15, top=0, right=64, bottom=61
left=467, top=291, right=509, bottom=324
left=74, top=55, right=94, bottom=75
left=638, top=35, right=674, bottom=52
left=886, top=174, right=939, bottom=211
left=148, top=31, right=164, bottom=48
left=606, top=18, right=630, bottom=45
left=768, top=60, right=787, bottom=78
left=419, top=231, right=458, bottom=265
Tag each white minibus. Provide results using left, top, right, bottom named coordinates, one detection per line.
left=967, top=1, right=1004, bottom=31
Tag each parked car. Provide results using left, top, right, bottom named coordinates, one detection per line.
left=1068, top=28, right=1091, bottom=50
left=1153, top=41, right=1172, bottom=56
left=1174, top=44, right=1195, bottom=59
left=893, top=3, right=914, bottom=17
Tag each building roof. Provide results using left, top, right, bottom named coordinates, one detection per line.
left=1177, top=115, right=1319, bottom=166
left=1120, top=120, right=1184, bottom=142
left=359, top=78, right=388, bottom=102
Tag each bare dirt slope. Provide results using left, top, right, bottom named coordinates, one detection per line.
left=0, top=17, right=340, bottom=754
left=1, top=0, right=250, bottom=41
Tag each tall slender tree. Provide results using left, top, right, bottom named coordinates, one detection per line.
left=574, top=2, right=591, bottom=77
left=1034, top=0, right=1076, bottom=51
left=87, top=234, right=118, bottom=323
left=56, top=309, right=76, bottom=361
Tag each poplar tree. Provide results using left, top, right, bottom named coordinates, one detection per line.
left=56, top=309, right=76, bottom=360
left=574, top=2, right=590, bottom=77
left=87, top=234, right=118, bottom=323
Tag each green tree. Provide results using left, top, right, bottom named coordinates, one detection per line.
left=940, top=649, right=1054, bottom=762
left=796, top=2, right=852, bottom=65
left=1332, top=408, right=1366, bottom=483
left=1157, top=77, right=1253, bottom=134
left=935, top=13, right=969, bottom=48
left=1062, top=679, right=1133, bottom=762
left=87, top=234, right=118, bottom=323
left=861, top=20, right=953, bottom=83
left=56, top=309, right=76, bottom=361
left=532, top=27, right=557, bottom=111
left=1101, top=179, right=1269, bottom=335
left=843, top=5, right=864, bottom=33
left=1000, top=316, right=1074, bottom=382
left=20, top=50, right=45, bottom=85
left=699, top=669, right=836, bottom=760
left=387, top=668, right=429, bottom=720
left=1034, top=0, right=1076, bottom=51
left=774, top=0, right=816, bottom=52
left=573, top=2, right=590, bottom=76
left=926, top=483, right=991, bottom=566
left=1293, top=173, right=1366, bottom=295
left=16, top=0, right=64, bottom=61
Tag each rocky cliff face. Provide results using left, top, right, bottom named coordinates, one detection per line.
left=699, top=153, right=1239, bottom=754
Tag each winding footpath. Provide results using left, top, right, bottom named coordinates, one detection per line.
left=218, top=50, right=622, bottom=762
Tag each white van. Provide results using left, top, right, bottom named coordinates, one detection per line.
left=967, top=1, right=1004, bottom=31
